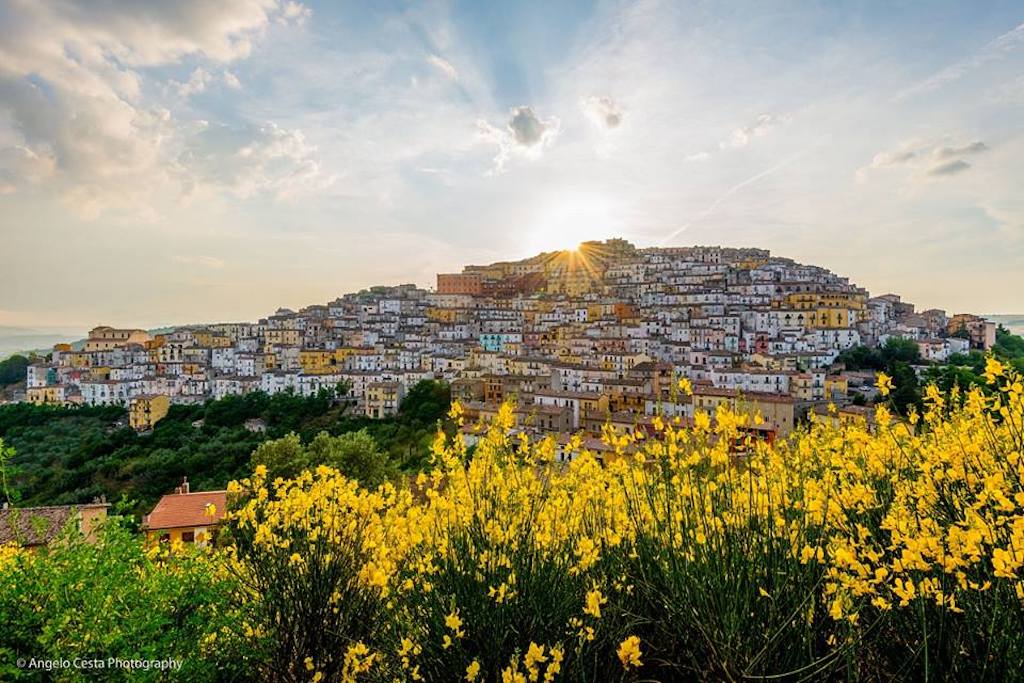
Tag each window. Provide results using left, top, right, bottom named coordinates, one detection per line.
left=182, top=530, right=196, bottom=543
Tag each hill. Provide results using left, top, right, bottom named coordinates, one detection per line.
left=0, top=380, right=450, bottom=515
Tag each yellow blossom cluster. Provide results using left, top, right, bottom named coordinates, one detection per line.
left=221, top=360, right=1024, bottom=680
left=0, top=542, right=23, bottom=572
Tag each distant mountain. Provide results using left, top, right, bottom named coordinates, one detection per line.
left=0, top=326, right=85, bottom=360
left=989, top=315, right=1024, bottom=337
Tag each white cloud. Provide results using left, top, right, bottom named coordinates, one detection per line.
left=869, top=146, right=920, bottom=168
left=0, top=0, right=310, bottom=218
left=934, top=141, right=988, bottom=159
left=171, top=67, right=245, bottom=98
left=581, top=95, right=624, bottom=130
left=172, top=254, right=226, bottom=268
left=927, top=159, right=972, bottom=176
left=279, top=1, right=311, bottom=24
left=427, top=54, right=458, bottom=80
left=721, top=113, right=790, bottom=149
left=178, top=121, right=334, bottom=200
left=173, top=67, right=214, bottom=98
left=478, top=106, right=561, bottom=173
left=0, top=145, right=57, bottom=194
left=861, top=137, right=990, bottom=182
left=223, top=71, right=243, bottom=90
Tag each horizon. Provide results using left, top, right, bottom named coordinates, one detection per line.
left=2, top=236, right=1024, bottom=333
left=1, top=1, right=1023, bottom=328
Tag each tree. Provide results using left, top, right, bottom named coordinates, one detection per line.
left=835, top=345, right=883, bottom=371
left=879, top=337, right=921, bottom=366
left=307, top=429, right=393, bottom=490
left=924, top=364, right=985, bottom=395
left=887, top=361, right=921, bottom=414
left=249, top=433, right=310, bottom=482
left=836, top=339, right=923, bottom=414
left=0, top=437, right=16, bottom=505
left=0, top=355, right=29, bottom=387
left=398, top=380, right=451, bottom=424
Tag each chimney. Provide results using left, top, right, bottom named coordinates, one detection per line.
left=181, top=476, right=190, bottom=494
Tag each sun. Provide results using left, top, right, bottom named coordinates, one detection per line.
left=525, top=192, right=623, bottom=254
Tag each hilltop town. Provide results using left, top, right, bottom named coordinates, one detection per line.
left=20, top=239, right=996, bottom=440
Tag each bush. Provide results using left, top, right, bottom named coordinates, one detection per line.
left=0, top=519, right=246, bottom=681
left=224, top=465, right=408, bottom=681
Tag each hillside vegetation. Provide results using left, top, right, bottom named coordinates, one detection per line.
left=0, top=380, right=450, bottom=514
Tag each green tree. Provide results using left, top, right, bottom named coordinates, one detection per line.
left=880, top=337, right=922, bottom=366
left=0, top=355, right=30, bottom=387
left=0, top=388, right=440, bottom=514
left=398, top=380, right=451, bottom=424
left=837, top=339, right=923, bottom=414
left=888, top=361, right=921, bottom=413
left=0, top=438, right=15, bottom=505
left=308, top=429, right=394, bottom=490
left=249, top=433, right=310, bottom=482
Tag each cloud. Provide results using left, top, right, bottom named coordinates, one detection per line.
left=898, top=22, right=1024, bottom=100
left=178, top=121, right=334, bottom=199
left=223, top=71, right=243, bottom=89
left=427, top=54, right=458, bottom=80
left=279, top=1, right=311, bottom=24
left=934, top=141, right=988, bottom=159
left=861, top=138, right=990, bottom=182
left=172, top=67, right=214, bottom=97
left=927, top=159, right=972, bottom=177
left=581, top=95, right=624, bottom=130
left=172, top=255, right=226, bottom=268
left=870, top=148, right=918, bottom=168
left=722, top=113, right=790, bottom=149
left=0, top=0, right=310, bottom=218
left=478, top=106, right=560, bottom=173
left=508, top=106, right=555, bottom=146
left=679, top=113, right=790, bottom=160
left=0, top=145, right=57, bottom=194
left=171, top=67, right=244, bottom=98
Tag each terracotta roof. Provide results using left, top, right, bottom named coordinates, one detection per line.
left=0, top=503, right=109, bottom=547
left=144, top=491, right=227, bottom=530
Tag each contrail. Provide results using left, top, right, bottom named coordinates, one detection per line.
left=659, top=151, right=806, bottom=246
left=896, top=21, right=1024, bottom=101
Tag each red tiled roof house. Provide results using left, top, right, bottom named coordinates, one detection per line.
left=143, top=478, right=227, bottom=547
left=0, top=502, right=109, bottom=550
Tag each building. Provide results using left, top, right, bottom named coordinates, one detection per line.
left=19, top=241, right=1004, bottom=446
left=691, top=386, right=799, bottom=438
left=947, top=314, right=997, bottom=350
left=437, top=272, right=484, bottom=295
left=143, top=479, right=227, bottom=546
left=26, top=385, right=71, bottom=406
left=0, top=502, right=109, bottom=550
left=365, top=381, right=405, bottom=418
left=809, top=404, right=879, bottom=431
left=129, top=394, right=171, bottom=431
left=83, top=326, right=152, bottom=352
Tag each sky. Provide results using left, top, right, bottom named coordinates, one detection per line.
left=0, top=0, right=1022, bottom=330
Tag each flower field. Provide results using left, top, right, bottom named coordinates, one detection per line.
left=3, top=359, right=1024, bottom=681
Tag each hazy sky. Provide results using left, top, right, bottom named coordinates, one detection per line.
left=1, top=0, right=1022, bottom=329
